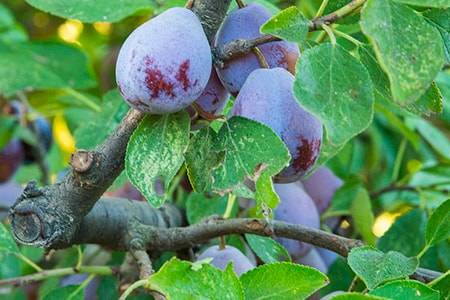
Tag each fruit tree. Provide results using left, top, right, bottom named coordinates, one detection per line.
left=0, top=0, right=449, bottom=299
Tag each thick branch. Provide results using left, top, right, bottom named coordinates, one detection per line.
left=8, top=0, right=232, bottom=251
left=141, top=217, right=363, bottom=258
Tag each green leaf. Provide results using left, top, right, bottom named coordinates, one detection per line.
left=211, top=116, right=290, bottom=193
left=25, top=0, right=156, bottom=23
left=245, top=234, right=291, bottom=263
left=0, top=222, right=19, bottom=254
left=429, top=270, right=450, bottom=300
left=42, top=284, right=84, bottom=300
left=405, top=117, right=450, bottom=160
left=185, top=126, right=225, bottom=193
left=74, top=89, right=129, bottom=149
left=149, top=258, right=244, bottom=300
left=424, top=8, right=450, bottom=63
left=348, top=246, right=419, bottom=290
left=254, top=173, right=280, bottom=215
left=369, top=280, right=440, bottom=300
left=294, top=43, right=374, bottom=164
left=186, top=193, right=236, bottom=225
left=126, top=111, right=190, bottom=208
left=350, top=187, right=376, bottom=246
left=378, top=209, right=427, bottom=257
left=393, top=0, right=450, bottom=8
left=405, top=82, right=443, bottom=116
left=0, top=42, right=96, bottom=97
left=330, top=293, right=387, bottom=300
left=425, top=199, right=450, bottom=246
left=240, top=262, right=328, bottom=299
left=361, top=0, right=444, bottom=105
left=260, top=6, right=310, bottom=43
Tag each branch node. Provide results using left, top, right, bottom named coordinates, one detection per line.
left=70, top=150, right=94, bottom=173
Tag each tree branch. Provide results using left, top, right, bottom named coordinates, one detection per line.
left=8, top=0, right=232, bottom=251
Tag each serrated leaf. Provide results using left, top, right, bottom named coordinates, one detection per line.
left=369, top=280, right=440, bottom=300
left=240, top=262, right=328, bottom=299
left=211, top=116, right=290, bottom=193
left=260, top=6, right=310, bottom=43
left=393, top=0, right=450, bottom=7
left=74, top=89, right=129, bottom=149
left=378, top=209, right=427, bottom=256
left=350, top=187, right=376, bottom=246
left=245, top=234, right=291, bottom=263
left=25, top=0, right=156, bottom=23
left=0, top=222, right=20, bottom=254
left=185, top=126, right=225, bottom=193
left=294, top=43, right=374, bottom=164
left=126, top=111, right=190, bottom=208
left=42, top=284, right=84, bottom=300
left=424, top=8, right=450, bottom=63
left=348, top=246, right=418, bottom=290
left=186, top=192, right=236, bottom=225
left=361, top=0, right=444, bottom=105
left=425, top=199, right=450, bottom=246
left=149, top=258, right=244, bottom=300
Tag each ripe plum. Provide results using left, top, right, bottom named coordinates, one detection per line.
left=301, top=167, right=343, bottom=214
left=116, top=7, right=212, bottom=114
left=0, top=139, right=24, bottom=183
left=22, top=115, right=53, bottom=164
left=214, top=2, right=300, bottom=95
left=273, top=182, right=321, bottom=260
left=230, top=68, right=323, bottom=182
left=294, top=247, right=328, bottom=274
left=197, top=245, right=255, bottom=276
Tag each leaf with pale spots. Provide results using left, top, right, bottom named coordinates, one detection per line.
left=125, top=110, right=190, bottom=208
left=211, top=117, right=290, bottom=203
left=361, top=0, right=444, bottom=105
left=293, top=43, right=374, bottom=165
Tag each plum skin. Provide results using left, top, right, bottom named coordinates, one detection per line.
left=116, top=7, right=212, bottom=114
left=273, top=182, right=321, bottom=260
left=301, top=166, right=343, bottom=214
left=230, top=67, right=323, bottom=183
left=0, top=139, right=24, bottom=183
left=197, top=245, right=255, bottom=276
left=214, top=2, right=300, bottom=96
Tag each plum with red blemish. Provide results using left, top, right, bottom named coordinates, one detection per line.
left=214, top=2, right=300, bottom=96
left=230, top=68, right=323, bottom=183
left=115, top=7, right=212, bottom=114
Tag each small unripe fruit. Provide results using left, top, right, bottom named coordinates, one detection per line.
left=116, top=8, right=212, bottom=114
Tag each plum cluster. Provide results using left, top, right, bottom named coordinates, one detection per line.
left=116, top=2, right=323, bottom=182
left=0, top=101, right=52, bottom=183
left=273, top=166, right=344, bottom=273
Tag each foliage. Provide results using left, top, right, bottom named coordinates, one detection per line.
left=0, top=0, right=449, bottom=299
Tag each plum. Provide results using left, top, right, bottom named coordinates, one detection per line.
left=194, top=67, right=229, bottom=116
left=197, top=245, right=255, bottom=276
left=116, top=7, right=212, bottom=114
left=188, top=67, right=230, bottom=130
left=214, top=2, right=300, bottom=96
left=294, top=247, right=328, bottom=274
left=301, top=167, right=343, bottom=214
left=230, top=68, right=323, bottom=183
left=273, top=182, right=321, bottom=260
left=22, top=115, right=53, bottom=164
left=0, top=139, right=24, bottom=183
